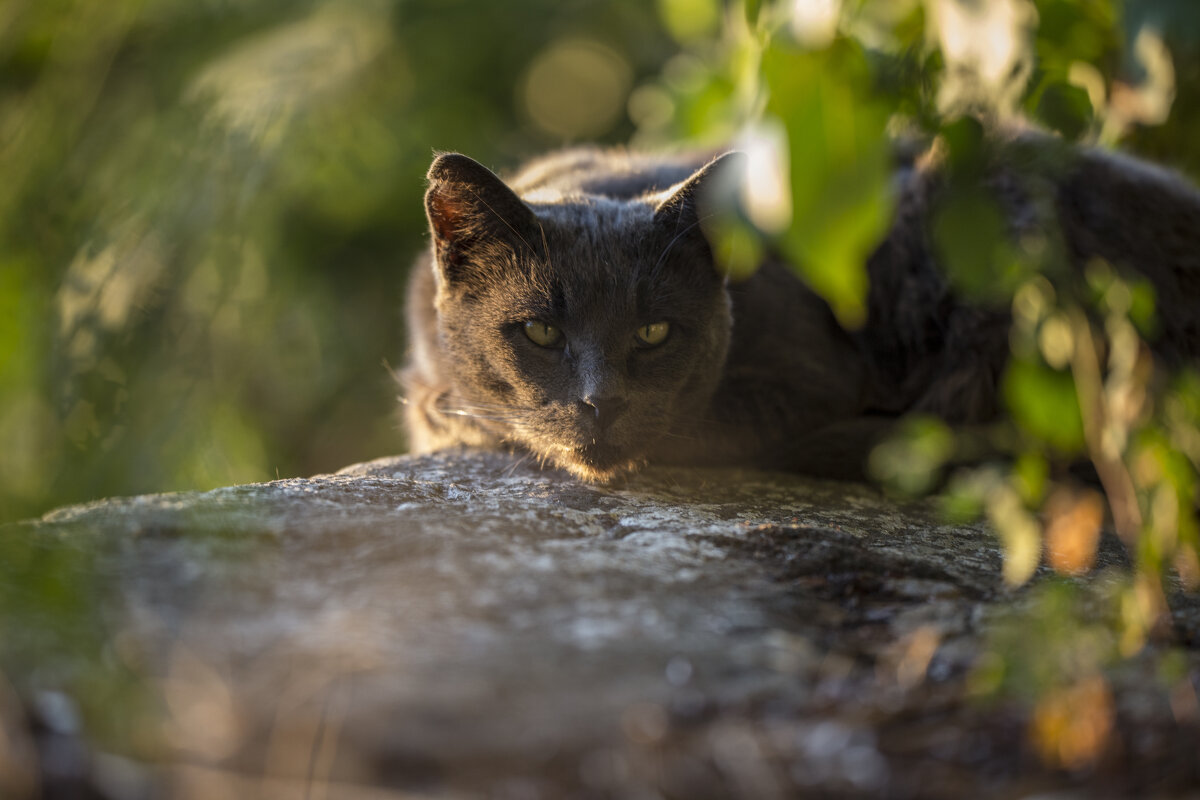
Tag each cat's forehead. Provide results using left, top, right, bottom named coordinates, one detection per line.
left=529, top=197, right=663, bottom=275
left=454, top=190, right=719, bottom=325
left=485, top=202, right=712, bottom=328
left=533, top=196, right=654, bottom=245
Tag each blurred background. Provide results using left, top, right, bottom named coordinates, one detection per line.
left=0, top=0, right=685, bottom=522
left=2, top=0, right=1199, bottom=524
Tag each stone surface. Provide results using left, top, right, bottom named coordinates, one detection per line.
left=5, top=450, right=1200, bottom=799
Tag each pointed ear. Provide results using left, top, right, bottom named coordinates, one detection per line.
left=652, top=151, right=745, bottom=233
left=425, top=153, right=539, bottom=286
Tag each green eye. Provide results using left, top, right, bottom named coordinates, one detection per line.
left=635, top=321, right=670, bottom=347
left=523, top=320, right=563, bottom=347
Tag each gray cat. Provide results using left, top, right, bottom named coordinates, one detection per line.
left=401, top=139, right=1200, bottom=481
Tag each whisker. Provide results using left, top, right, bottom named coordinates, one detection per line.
left=537, top=221, right=553, bottom=274
left=651, top=212, right=716, bottom=278
left=470, top=187, right=540, bottom=260
left=398, top=376, right=537, bottom=422
left=431, top=400, right=530, bottom=418
left=445, top=400, right=531, bottom=411
left=502, top=451, right=533, bottom=477
left=437, top=410, right=528, bottom=422
left=655, top=429, right=703, bottom=442
left=434, top=401, right=522, bottom=413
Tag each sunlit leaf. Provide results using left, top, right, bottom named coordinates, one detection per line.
left=928, top=0, right=1037, bottom=116
left=940, top=473, right=987, bottom=523
left=657, top=0, right=721, bottom=42
left=1044, top=488, right=1104, bottom=575
left=932, top=183, right=1029, bottom=302
left=706, top=218, right=766, bottom=281
left=1003, top=358, right=1086, bottom=454
left=1013, top=451, right=1049, bottom=506
left=1031, top=674, right=1113, bottom=769
left=868, top=416, right=954, bottom=496
left=761, top=40, right=892, bottom=327
left=988, top=485, right=1043, bottom=586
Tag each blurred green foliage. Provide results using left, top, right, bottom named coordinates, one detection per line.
left=0, top=0, right=676, bottom=522
left=632, top=0, right=1200, bottom=769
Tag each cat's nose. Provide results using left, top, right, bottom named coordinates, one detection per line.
left=580, top=395, right=629, bottom=432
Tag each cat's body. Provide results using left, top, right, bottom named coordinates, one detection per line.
left=402, top=138, right=1200, bottom=481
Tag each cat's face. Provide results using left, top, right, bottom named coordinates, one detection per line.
left=423, top=153, right=735, bottom=481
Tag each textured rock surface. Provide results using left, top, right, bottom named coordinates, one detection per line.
left=6, top=450, right=1200, bottom=798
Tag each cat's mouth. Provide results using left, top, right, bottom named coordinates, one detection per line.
left=555, top=441, right=643, bottom=483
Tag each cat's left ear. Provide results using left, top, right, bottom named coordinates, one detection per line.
left=652, top=151, right=745, bottom=233
left=425, top=153, right=540, bottom=287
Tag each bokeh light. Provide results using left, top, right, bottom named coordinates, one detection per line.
left=520, top=38, right=633, bottom=141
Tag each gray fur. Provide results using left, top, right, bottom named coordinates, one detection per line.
left=402, top=140, right=1200, bottom=481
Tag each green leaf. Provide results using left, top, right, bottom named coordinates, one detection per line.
left=1128, top=280, right=1158, bottom=337
left=657, top=0, right=721, bottom=43
left=1003, top=358, right=1086, bottom=454
left=761, top=40, right=892, bottom=328
left=932, top=185, right=1011, bottom=299
left=1014, top=451, right=1049, bottom=505
left=744, top=0, right=761, bottom=28
left=868, top=416, right=955, bottom=496
left=707, top=218, right=766, bottom=282
left=1033, top=81, right=1094, bottom=140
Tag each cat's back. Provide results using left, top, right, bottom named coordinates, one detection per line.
left=506, top=147, right=716, bottom=201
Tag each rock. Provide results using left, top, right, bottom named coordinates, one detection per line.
left=3, top=450, right=1199, bottom=799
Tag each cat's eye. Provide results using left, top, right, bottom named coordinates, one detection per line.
left=635, top=322, right=670, bottom=347
left=523, top=320, right=563, bottom=347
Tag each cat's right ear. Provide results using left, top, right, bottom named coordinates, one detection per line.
left=425, top=153, right=539, bottom=287
left=652, top=151, right=745, bottom=233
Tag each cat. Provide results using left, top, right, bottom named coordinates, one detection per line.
left=400, top=136, right=1200, bottom=482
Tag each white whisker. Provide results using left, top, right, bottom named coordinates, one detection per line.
left=651, top=213, right=715, bottom=276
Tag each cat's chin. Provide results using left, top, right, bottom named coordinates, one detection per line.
left=552, top=443, right=645, bottom=484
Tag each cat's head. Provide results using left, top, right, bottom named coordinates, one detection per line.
left=422, top=151, right=738, bottom=481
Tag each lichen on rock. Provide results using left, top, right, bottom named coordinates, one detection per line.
left=3, top=449, right=1198, bottom=798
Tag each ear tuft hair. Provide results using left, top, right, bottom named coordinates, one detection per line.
left=424, top=153, right=539, bottom=286
left=652, top=151, right=745, bottom=232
